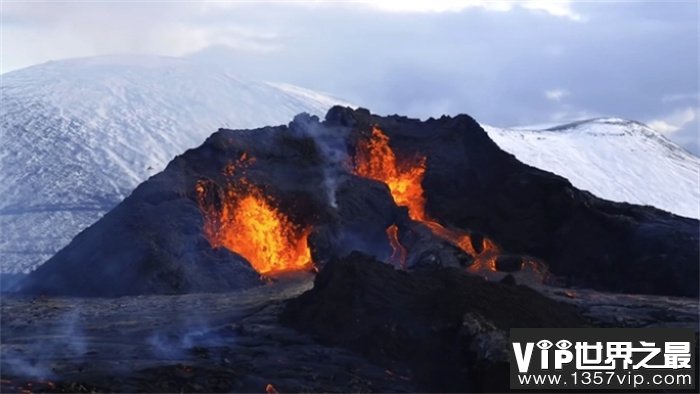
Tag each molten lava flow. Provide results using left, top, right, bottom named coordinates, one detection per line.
left=386, top=224, right=407, bottom=268
left=266, top=384, right=279, bottom=394
left=425, top=220, right=502, bottom=273
left=354, top=126, right=427, bottom=221
left=195, top=157, right=311, bottom=275
left=353, top=126, right=501, bottom=271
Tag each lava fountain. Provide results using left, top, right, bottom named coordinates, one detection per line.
left=354, top=126, right=427, bottom=222
left=353, top=126, right=501, bottom=270
left=195, top=154, right=312, bottom=275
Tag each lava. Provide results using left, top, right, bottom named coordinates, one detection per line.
left=354, top=126, right=427, bottom=222
left=353, top=126, right=501, bottom=271
left=386, top=224, right=407, bottom=268
left=0, top=380, right=58, bottom=394
left=195, top=154, right=312, bottom=275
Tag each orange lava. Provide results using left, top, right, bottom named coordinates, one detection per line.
left=386, top=224, right=407, bottom=268
left=354, top=126, right=427, bottom=221
left=353, top=126, right=500, bottom=271
left=195, top=154, right=312, bottom=275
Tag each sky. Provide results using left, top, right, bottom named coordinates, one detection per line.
left=2, top=0, right=699, bottom=153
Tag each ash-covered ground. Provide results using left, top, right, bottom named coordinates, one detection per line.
left=1, top=259, right=697, bottom=393
left=1, top=272, right=413, bottom=393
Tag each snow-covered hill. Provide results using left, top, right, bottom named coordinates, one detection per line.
left=3, top=55, right=696, bottom=274
left=484, top=118, right=699, bottom=220
left=0, top=55, right=350, bottom=273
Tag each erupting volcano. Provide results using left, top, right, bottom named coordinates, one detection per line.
left=195, top=154, right=312, bottom=275
left=18, top=107, right=698, bottom=298
left=353, top=126, right=502, bottom=271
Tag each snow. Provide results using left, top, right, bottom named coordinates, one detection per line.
left=0, top=55, right=351, bottom=273
left=483, top=118, right=700, bottom=220
left=2, top=54, right=697, bottom=274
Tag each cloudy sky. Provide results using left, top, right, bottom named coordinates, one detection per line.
left=2, top=0, right=698, bottom=153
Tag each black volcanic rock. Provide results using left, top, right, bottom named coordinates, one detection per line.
left=336, top=108, right=698, bottom=296
left=16, top=166, right=263, bottom=297
left=500, top=274, right=517, bottom=286
left=18, top=107, right=699, bottom=297
left=282, top=252, right=588, bottom=391
left=494, top=255, right=522, bottom=272
left=19, top=117, right=402, bottom=296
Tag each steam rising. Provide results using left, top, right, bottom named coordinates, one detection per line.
left=289, top=113, right=351, bottom=208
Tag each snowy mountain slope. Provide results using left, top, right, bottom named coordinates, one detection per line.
left=0, top=55, right=351, bottom=273
left=484, top=118, right=700, bottom=219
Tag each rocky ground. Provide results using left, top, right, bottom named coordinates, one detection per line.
left=1, top=273, right=415, bottom=393
left=2, top=258, right=697, bottom=393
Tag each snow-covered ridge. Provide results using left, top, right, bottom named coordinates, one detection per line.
left=484, top=118, right=700, bottom=219
left=0, top=55, right=352, bottom=273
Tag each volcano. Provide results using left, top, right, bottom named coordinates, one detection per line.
left=0, top=55, right=349, bottom=274
left=17, top=107, right=699, bottom=297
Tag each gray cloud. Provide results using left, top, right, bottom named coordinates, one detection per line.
left=2, top=1, right=698, bottom=153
